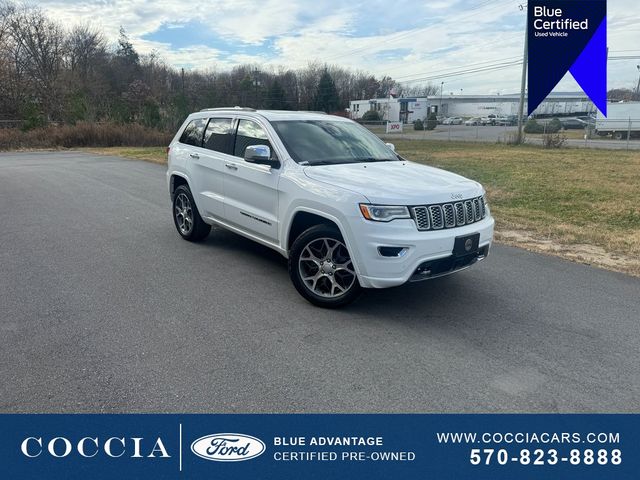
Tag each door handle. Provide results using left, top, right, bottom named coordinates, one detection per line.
left=189, top=153, right=200, bottom=159
left=225, top=163, right=238, bottom=170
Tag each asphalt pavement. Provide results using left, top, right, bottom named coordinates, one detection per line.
left=1, top=152, right=639, bottom=413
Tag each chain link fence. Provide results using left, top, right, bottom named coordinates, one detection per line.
left=362, top=119, right=640, bottom=150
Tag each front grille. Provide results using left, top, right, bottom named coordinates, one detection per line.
left=412, top=196, right=487, bottom=231
left=413, top=206, right=430, bottom=230
left=429, top=205, right=444, bottom=229
left=443, top=204, right=455, bottom=228
left=465, top=200, right=474, bottom=223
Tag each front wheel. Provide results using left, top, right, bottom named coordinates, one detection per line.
left=289, top=225, right=362, bottom=308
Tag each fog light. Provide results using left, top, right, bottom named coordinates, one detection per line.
left=378, top=247, right=407, bottom=257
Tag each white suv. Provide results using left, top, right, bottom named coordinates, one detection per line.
left=167, top=107, right=494, bottom=307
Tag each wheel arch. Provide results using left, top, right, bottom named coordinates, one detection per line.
left=286, top=209, right=343, bottom=251
left=284, top=207, right=365, bottom=279
left=169, top=172, right=190, bottom=199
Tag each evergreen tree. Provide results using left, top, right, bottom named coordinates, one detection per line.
left=313, top=70, right=340, bottom=113
left=266, top=80, right=289, bottom=110
left=426, top=112, right=438, bottom=130
left=116, top=27, right=139, bottom=65
left=111, top=27, right=140, bottom=93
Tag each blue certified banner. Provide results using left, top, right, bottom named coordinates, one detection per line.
left=528, top=0, right=607, bottom=116
left=0, top=414, right=638, bottom=479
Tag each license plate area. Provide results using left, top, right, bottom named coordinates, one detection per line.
left=453, top=233, right=480, bottom=257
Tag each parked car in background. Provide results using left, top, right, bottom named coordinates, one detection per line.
left=495, top=115, right=518, bottom=126
left=443, top=117, right=463, bottom=125
left=480, top=114, right=498, bottom=126
left=465, top=117, right=482, bottom=126
left=577, top=115, right=596, bottom=126
left=560, top=118, right=587, bottom=130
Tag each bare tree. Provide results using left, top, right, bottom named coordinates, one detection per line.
left=0, top=3, right=430, bottom=129
left=7, top=4, right=66, bottom=119
left=66, top=24, right=106, bottom=82
left=0, top=1, right=16, bottom=42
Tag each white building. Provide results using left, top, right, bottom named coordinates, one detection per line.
left=349, top=92, right=595, bottom=123
left=349, top=97, right=429, bottom=123
left=428, top=92, right=595, bottom=118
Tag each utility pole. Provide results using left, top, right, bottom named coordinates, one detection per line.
left=516, top=5, right=529, bottom=144
left=440, top=82, right=444, bottom=116
left=253, top=68, right=260, bottom=108
left=635, top=65, right=640, bottom=100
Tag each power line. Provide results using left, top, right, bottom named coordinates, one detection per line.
left=398, top=60, right=523, bottom=84
left=392, top=56, right=522, bottom=82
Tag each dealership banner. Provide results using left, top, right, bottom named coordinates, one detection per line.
left=528, top=0, right=607, bottom=116
left=0, top=414, right=638, bottom=479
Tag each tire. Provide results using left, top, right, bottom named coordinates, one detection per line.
left=288, top=224, right=362, bottom=308
left=613, top=132, right=626, bottom=141
left=172, top=184, right=211, bottom=242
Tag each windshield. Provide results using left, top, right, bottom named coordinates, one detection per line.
left=270, top=119, right=399, bottom=166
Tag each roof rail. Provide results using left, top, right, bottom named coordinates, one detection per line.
left=199, top=106, right=256, bottom=112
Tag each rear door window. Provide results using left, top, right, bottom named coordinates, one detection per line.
left=179, top=119, right=206, bottom=147
left=203, top=118, right=233, bottom=154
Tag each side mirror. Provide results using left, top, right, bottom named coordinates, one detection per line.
left=244, top=145, right=280, bottom=168
left=385, top=143, right=395, bottom=152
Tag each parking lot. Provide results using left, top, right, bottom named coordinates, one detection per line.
left=1, top=151, right=639, bottom=413
left=370, top=124, right=640, bottom=150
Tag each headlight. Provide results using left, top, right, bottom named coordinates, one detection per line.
left=359, top=204, right=410, bottom=222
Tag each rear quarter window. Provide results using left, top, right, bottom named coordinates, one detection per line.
left=179, top=119, right=206, bottom=147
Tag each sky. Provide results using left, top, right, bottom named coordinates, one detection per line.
left=37, top=0, right=640, bottom=95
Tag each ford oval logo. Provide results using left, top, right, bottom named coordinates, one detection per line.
left=191, top=433, right=265, bottom=462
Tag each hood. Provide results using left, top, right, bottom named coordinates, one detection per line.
left=303, top=161, right=483, bottom=205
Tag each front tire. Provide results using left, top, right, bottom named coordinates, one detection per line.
left=289, top=225, right=362, bottom=308
left=172, top=184, right=211, bottom=242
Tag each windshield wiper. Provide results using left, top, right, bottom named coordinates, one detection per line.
left=304, top=157, right=399, bottom=166
left=305, top=160, right=350, bottom=166
left=355, top=157, right=400, bottom=163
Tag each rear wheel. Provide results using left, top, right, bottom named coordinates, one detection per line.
left=172, top=184, right=211, bottom=242
left=289, top=225, right=362, bottom=308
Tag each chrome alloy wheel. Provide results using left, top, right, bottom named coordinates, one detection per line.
left=298, top=238, right=356, bottom=298
left=174, top=192, right=194, bottom=236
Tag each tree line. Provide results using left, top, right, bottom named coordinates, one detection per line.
left=0, top=2, right=437, bottom=131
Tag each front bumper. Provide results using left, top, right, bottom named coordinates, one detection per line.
left=348, top=215, right=495, bottom=289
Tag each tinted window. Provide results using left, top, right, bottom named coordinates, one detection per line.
left=270, top=120, right=398, bottom=166
left=203, top=118, right=233, bottom=153
left=179, top=119, right=206, bottom=146
left=234, top=120, right=273, bottom=158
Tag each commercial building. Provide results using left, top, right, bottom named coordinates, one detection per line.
left=349, top=92, right=595, bottom=122
left=349, top=97, right=429, bottom=123
left=430, top=92, right=595, bottom=118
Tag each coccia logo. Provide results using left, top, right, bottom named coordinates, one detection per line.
left=191, top=433, right=265, bottom=462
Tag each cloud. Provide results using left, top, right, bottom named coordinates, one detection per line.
left=35, top=0, right=640, bottom=93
